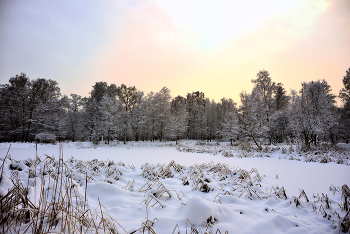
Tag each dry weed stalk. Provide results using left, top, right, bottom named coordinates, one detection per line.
left=0, top=144, right=128, bottom=234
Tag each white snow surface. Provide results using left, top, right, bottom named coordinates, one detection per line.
left=1, top=141, right=349, bottom=233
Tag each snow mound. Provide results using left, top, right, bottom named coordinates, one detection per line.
left=182, top=196, right=235, bottom=226
left=183, top=197, right=214, bottom=226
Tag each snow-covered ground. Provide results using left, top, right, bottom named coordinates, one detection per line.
left=1, top=141, right=349, bottom=233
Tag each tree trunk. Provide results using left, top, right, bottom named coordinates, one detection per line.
left=330, top=132, right=335, bottom=145
left=21, top=100, right=26, bottom=142
left=252, top=136, right=262, bottom=150
left=25, top=106, right=35, bottom=142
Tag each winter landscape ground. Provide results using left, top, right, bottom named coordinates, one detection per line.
left=1, top=141, right=350, bottom=233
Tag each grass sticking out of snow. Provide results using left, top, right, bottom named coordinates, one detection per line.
left=176, top=141, right=350, bottom=165
left=1, top=142, right=350, bottom=233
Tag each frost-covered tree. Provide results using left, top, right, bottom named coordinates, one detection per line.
left=154, top=87, right=171, bottom=142
left=85, top=82, right=107, bottom=143
left=269, top=83, right=291, bottom=143
left=66, top=94, right=85, bottom=141
left=204, top=99, right=217, bottom=141
left=131, top=99, right=146, bottom=142
left=116, top=84, right=143, bottom=143
left=0, top=74, right=63, bottom=142
left=251, top=70, right=276, bottom=121
left=339, top=68, right=350, bottom=104
left=25, top=78, right=61, bottom=142
left=141, top=92, right=156, bottom=141
left=38, top=95, right=69, bottom=140
left=289, top=80, right=336, bottom=146
left=116, top=84, right=142, bottom=113
left=269, top=110, right=290, bottom=143
left=216, top=98, right=237, bottom=140
left=186, top=91, right=207, bottom=140
left=140, top=88, right=171, bottom=142
left=339, top=68, right=350, bottom=143
left=221, top=109, right=239, bottom=146
left=98, top=95, right=119, bottom=143
left=238, top=88, right=268, bottom=150
left=86, top=82, right=120, bottom=143
left=168, top=95, right=188, bottom=144
left=274, top=83, right=290, bottom=111
left=250, top=70, right=278, bottom=143
left=0, top=73, right=31, bottom=141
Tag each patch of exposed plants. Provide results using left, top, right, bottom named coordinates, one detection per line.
left=176, top=141, right=350, bottom=165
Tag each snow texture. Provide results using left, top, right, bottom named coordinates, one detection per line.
left=0, top=141, right=349, bottom=233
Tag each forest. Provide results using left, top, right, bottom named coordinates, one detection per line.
left=1, top=69, right=349, bottom=148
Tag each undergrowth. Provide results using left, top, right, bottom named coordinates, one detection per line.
left=176, top=141, right=350, bottom=165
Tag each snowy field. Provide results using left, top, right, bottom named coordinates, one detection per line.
left=1, top=141, right=350, bottom=233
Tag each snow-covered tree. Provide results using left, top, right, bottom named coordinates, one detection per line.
left=154, top=87, right=171, bottom=142
left=142, top=92, right=156, bottom=141
left=216, top=98, right=237, bottom=140
left=249, top=70, right=279, bottom=144
left=269, top=83, right=291, bottom=143
left=98, top=95, right=119, bottom=143
left=186, top=91, right=207, bottom=140
left=116, top=84, right=143, bottom=143
left=168, top=95, right=188, bottom=144
left=65, top=94, right=85, bottom=141
left=251, top=70, right=276, bottom=122
left=86, top=82, right=121, bottom=144
left=269, top=110, right=290, bottom=143
left=221, top=109, right=239, bottom=146
left=339, top=68, right=350, bottom=104
left=0, top=73, right=31, bottom=142
left=274, top=83, right=290, bottom=111
left=204, top=99, right=217, bottom=141
left=238, top=88, right=269, bottom=150
left=338, top=68, right=350, bottom=143
left=289, top=80, right=336, bottom=146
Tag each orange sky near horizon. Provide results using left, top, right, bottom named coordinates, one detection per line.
left=0, top=0, right=349, bottom=103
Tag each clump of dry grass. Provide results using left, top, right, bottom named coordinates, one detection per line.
left=238, top=142, right=254, bottom=152
left=0, top=144, right=126, bottom=234
left=222, top=150, right=233, bottom=158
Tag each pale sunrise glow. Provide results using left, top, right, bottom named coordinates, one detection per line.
left=0, top=0, right=349, bottom=102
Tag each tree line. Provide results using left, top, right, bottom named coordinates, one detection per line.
left=1, top=69, right=349, bottom=147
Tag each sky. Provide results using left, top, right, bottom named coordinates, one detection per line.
left=0, top=0, right=349, bottom=103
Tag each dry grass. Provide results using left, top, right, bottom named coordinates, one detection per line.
left=0, top=144, right=126, bottom=234
left=1, top=145, right=234, bottom=234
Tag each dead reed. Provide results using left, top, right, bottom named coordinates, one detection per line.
left=0, top=144, right=126, bottom=234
